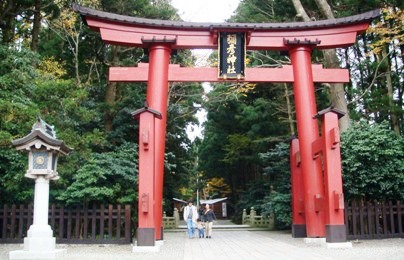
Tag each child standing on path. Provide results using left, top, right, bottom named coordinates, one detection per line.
left=203, top=204, right=216, bottom=238
left=197, top=219, right=205, bottom=238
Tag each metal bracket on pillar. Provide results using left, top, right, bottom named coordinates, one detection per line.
left=312, top=138, right=322, bottom=159
left=330, top=127, right=340, bottom=149
left=314, top=194, right=323, bottom=213
left=142, top=129, right=149, bottom=151
left=295, top=151, right=301, bottom=166
left=141, top=193, right=149, bottom=212
left=298, top=199, right=305, bottom=214
left=333, top=191, right=344, bottom=210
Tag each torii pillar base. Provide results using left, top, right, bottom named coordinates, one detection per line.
left=292, top=224, right=307, bottom=238
left=322, top=224, right=352, bottom=249
left=133, top=228, right=163, bottom=253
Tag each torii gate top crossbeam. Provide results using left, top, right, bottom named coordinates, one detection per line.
left=73, top=4, right=379, bottom=50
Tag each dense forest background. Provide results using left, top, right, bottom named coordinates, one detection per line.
left=0, top=0, right=403, bottom=228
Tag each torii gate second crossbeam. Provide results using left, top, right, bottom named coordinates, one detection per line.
left=74, top=4, right=379, bottom=249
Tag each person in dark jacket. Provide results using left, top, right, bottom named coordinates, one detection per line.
left=203, top=204, right=216, bottom=238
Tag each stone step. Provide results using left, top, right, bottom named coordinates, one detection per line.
left=165, top=225, right=272, bottom=232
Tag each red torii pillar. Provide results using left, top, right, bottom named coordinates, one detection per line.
left=145, top=43, right=172, bottom=241
left=73, top=5, right=378, bottom=245
left=290, top=138, right=306, bottom=237
left=316, top=108, right=347, bottom=242
left=289, top=45, right=326, bottom=238
left=132, top=105, right=162, bottom=246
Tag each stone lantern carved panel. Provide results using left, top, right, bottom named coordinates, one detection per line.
left=33, top=151, right=48, bottom=169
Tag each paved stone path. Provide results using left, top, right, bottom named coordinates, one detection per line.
left=1, top=220, right=403, bottom=259
left=1, top=229, right=403, bottom=260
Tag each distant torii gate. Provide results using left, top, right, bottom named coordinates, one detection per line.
left=74, top=4, right=379, bottom=247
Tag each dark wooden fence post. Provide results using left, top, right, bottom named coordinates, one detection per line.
left=108, top=205, right=113, bottom=240
left=74, top=205, right=80, bottom=240
left=125, top=205, right=131, bottom=242
left=83, top=205, right=88, bottom=240
left=2, top=205, right=8, bottom=240
left=91, top=204, right=96, bottom=240
left=116, top=205, right=121, bottom=239
left=397, top=201, right=402, bottom=236
left=389, top=201, right=395, bottom=237
left=375, top=200, right=381, bottom=239
left=18, top=205, right=24, bottom=240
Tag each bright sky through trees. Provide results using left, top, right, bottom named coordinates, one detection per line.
left=171, top=0, right=240, bottom=141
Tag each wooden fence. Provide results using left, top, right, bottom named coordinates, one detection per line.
left=0, top=204, right=131, bottom=244
left=345, top=200, right=403, bottom=240
left=1, top=200, right=403, bottom=243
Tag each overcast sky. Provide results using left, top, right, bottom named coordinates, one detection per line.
left=171, top=0, right=240, bottom=23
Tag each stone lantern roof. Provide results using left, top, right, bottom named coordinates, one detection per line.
left=12, top=118, right=72, bottom=154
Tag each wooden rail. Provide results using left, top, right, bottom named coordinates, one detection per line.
left=345, top=200, right=403, bottom=239
left=242, top=207, right=275, bottom=229
left=0, top=204, right=131, bottom=244
left=1, top=200, right=402, bottom=242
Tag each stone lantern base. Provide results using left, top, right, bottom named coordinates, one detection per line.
left=9, top=224, right=66, bottom=260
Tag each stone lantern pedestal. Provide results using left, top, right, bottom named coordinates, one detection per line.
left=9, top=118, right=71, bottom=260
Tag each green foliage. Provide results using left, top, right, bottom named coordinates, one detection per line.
left=0, top=44, right=41, bottom=204
left=0, top=45, right=40, bottom=140
left=262, top=193, right=291, bottom=230
left=231, top=180, right=271, bottom=224
left=199, top=83, right=290, bottom=205
left=58, top=142, right=138, bottom=205
left=341, top=121, right=404, bottom=200
left=260, top=142, right=292, bottom=229
left=0, top=148, right=33, bottom=204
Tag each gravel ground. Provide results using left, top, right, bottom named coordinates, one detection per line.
left=1, top=230, right=403, bottom=260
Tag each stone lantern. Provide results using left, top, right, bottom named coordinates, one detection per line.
left=9, top=118, right=71, bottom=260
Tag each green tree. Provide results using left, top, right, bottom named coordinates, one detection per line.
left=0, top=44, right=40, bottom=204
left=199, top=83, right=290, bottom=206
left=341, top=121, right=404, bottom=200
left=260, top=142, right=291, bottom=229
left=57, top=142, right=138, bottom=205
left=231, top=180, right=271, bottom=224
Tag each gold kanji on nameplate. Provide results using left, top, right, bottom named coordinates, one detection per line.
left=218, top=32, right=246, bottom=79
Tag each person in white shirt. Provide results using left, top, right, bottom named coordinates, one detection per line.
left=183, top=200, right=198, bottom=238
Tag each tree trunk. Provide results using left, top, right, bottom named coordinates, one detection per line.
left=291, top=0, right=310, bottom=21
left=1, top=0, right=15, bottom=45
left=30, top=0, right=41, bottom=52
left=284, top=83, right=295, bottom=136
left=313, top=0, right=334, bottom=19
left=323, top=50, right=350, bottom=131
left=314, top=0, right=351, bottom=131
left=104, top=45, right=120, bottom=132
left=292, top=0, right=351, bottom=131
left=382, top=47, right=400, bottom=134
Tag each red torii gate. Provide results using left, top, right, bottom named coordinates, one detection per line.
left=74, top=4, right=379, bottom=247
